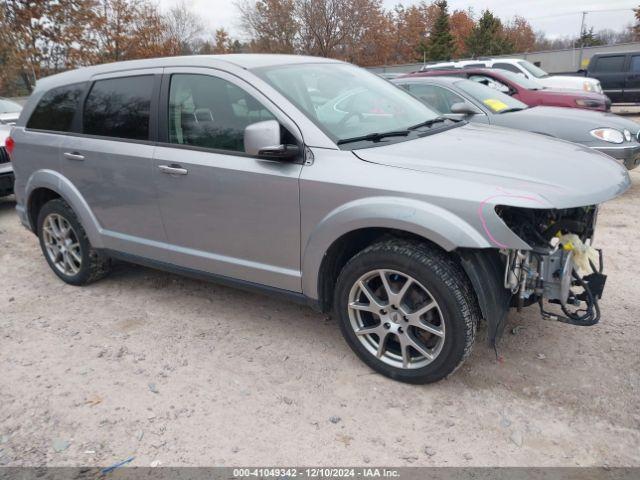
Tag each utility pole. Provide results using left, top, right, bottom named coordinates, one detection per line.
left=577, top=11, right=587, bottom=70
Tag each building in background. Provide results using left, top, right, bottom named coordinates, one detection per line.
left=368, top=41, right=640, bottom=75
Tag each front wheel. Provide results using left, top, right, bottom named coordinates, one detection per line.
left=334, top=240, right=479, bottom=384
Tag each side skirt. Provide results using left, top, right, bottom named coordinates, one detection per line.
left=101, top=249, right=322, bottom=311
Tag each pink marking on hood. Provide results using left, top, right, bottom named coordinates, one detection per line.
left=478, top=190, right=547, bottom=249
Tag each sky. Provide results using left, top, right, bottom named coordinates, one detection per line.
left=158, top=0, right=637, bottom=42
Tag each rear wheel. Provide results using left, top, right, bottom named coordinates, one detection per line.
left=37, top=199, right=110, bottom=285
left=334, top=240, right=478, bottom=384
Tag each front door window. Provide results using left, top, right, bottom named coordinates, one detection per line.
left=168, top=74, right=276, bottom=152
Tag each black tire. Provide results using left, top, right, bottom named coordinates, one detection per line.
left=334, top=240, right=479, bottom=384
left=37, top=198, right=110, bottom=286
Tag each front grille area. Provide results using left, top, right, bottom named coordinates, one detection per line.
left=0, top=146, right=9, bottom=164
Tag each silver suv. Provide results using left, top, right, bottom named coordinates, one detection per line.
left=9, top=55, right=630, bottom=383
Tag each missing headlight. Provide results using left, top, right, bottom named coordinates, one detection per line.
left=495, top=205, right=597, bottom=247
left=496, top=205, right=603, bottom=327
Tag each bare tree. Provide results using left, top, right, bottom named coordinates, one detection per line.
left=295, top=0, right=347, bottom=56
left=163, top=0, right=203, bottom=55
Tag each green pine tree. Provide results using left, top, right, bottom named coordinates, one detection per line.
left=465, top=10, right=514, bottom=57
left=422, top=0, right=455, bottom=61
left=579, top=27, right=605, bottom=47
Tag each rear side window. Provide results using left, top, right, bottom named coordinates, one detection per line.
left=83, top=76, right=153, bottom=141
left=592, top=56, right=625, bottom=73
left=27, top=84, right=84, bottom=132
left=631, top=56, right=640, bottom=73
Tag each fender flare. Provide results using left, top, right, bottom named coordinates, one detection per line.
left=301, top=196, right=491, bottom=299
left=25, top=169, right=104, bottom=248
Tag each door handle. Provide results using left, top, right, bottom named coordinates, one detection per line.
left=158, top=164, right=188, bottom=175
left=63, top=152, right=85, bottom=161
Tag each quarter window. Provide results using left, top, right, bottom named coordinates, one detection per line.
left=168, top=74, right=275, bottom=152
left=27, top=84, right=85, bottom=132
left=592, top=56, right=625, bottom=73
left=83, top=76, right=153, bottom=140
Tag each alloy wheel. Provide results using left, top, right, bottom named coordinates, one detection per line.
left=347, top=269, right=446, bottom=369
left=42, top=213, right=82, bottom=276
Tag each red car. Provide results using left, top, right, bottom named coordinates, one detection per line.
left=403, top=68, right=612, bottom=112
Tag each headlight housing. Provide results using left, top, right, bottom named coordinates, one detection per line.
left=575, top=98, right=603, bottom=109
left=590, top=128, right=624, bottom=144
left=583, top=81, right=602, bottom=93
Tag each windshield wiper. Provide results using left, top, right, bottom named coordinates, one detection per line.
left=337, top=130, right=410, bottom=145
left=408, top=116, right=452, bottom=130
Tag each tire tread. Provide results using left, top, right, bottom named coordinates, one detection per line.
left=335, top=239, right=480, bottom=383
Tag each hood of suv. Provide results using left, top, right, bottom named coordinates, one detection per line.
left=538, top=75, right=601, bottom=93
left=353, top=123, right=630, bottom=208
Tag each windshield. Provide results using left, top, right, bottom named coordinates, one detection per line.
left=494, top=69, right=543, bottom=90
left=455, top=79, right=528, bottom=113
left=255, top=63, right=441, bottom=144
left=518, top=60, right=549, bottom=79
left=0, top=99, right=22, bottom=114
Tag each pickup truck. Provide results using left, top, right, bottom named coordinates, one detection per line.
left=586, top=52, right=640, bottom=103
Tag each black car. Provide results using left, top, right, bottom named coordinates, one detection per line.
left=587, top=52, right=640, bottom=103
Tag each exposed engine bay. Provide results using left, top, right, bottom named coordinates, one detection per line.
left=496, top=205, right=606, bottom=326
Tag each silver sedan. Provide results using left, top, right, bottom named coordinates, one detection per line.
left=393, top=76, right=640, bottom=170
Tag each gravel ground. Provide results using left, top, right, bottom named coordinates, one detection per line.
left=0, top=170, right=639, bottom=468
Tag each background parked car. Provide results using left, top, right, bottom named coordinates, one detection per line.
left=406, top=68, right=611, bottom=112
left=586, top=52, right=640, bottom=103
left=420, top=58, right=603, bottom=93
left=393, top=76, right=640, bottom=170
left=0, top=125, right=14, bottom=197
left=0, top=97, right=23, bottom=125
left=0, top=99, right=20, bottom=197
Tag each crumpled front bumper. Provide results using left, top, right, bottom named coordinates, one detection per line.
left=591, top=144, right=640, bottom=170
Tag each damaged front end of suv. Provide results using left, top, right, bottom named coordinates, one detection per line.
left=460, top=203, right=610, bottom=347
left=352, top=123, right=632, bottom=351
left=497, top=205, right=605, bottom=324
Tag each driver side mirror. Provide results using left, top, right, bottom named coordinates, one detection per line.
left=244, top=120, right=299, bottom=160
left=450, top=102, right=481, bottom=116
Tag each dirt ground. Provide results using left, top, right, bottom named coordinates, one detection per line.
left=0, top=170, right=639, bottom=468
